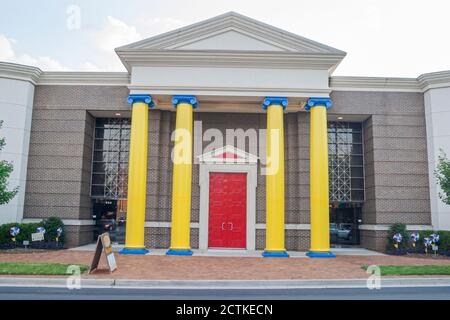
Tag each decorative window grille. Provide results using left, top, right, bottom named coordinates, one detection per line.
left=328, top=122, right=364, bottom=202
left=91, top=118, right=131, bottom=199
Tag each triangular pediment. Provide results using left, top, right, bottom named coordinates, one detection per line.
left=116, top=12, right=345, bottom=54
left=172, top=29, right=286, bottom=52
left=198, top=145, right=258, bottom=164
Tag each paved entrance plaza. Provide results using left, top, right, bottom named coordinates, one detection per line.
left=1, top=250, right=449, bottom=280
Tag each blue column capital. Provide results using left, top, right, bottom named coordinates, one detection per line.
left=305, top=97, right=333, bottom=111
left=262, top=96, right=288, bottom=110
left=127, top=94, right=155, bottom=107
left=172, top=95, right=198, bottom=109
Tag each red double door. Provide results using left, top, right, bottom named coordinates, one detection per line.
left=208, top=172, right=247, bottom=249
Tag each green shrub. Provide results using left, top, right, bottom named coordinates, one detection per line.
left=416, top=230, right=450, bottom=252
left=0, top=217, right=65, bottom=245
left=42, top=217, right=65, bottom=244
left=0, top=222, right=42, bottom=245
left=387, top=223, right=408, bottom=249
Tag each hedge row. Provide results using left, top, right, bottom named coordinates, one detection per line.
left=387, top=223, right=450, bottom=254
left=0, top=217, right=65, bottom=246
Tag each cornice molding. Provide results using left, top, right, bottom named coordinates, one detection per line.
left=0, top=62, right=42, bottom=85
left=116, top=50, right=345, bottom=72
left=330, top=76, right=422, bottom=92
left=38, top=72, right=130, bottom=86
left=418, top=70, right=450, bottom=91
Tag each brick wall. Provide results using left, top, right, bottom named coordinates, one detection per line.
left=25, top=86, right=431, bottom=250
left=332, top=91, right=431, bottom=226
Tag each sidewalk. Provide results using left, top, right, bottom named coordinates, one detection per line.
left=1, top=249, right=450, bottom=280
left=2, top=276, right=450, bottom=290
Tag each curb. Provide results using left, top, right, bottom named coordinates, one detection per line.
left=1, top=277, right=450, bottom=289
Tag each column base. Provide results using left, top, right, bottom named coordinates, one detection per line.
left=119, top=248, right=149, bottom=255
left=262, top=251, right=289, bottom=258
left=306, top=251, right=336, bottom=258
left=166, top=249, right=193, bottom=256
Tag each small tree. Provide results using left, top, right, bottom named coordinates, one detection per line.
left=435, top=149, right=450, bottom=206
left=0, top=121, right=18, bottom=205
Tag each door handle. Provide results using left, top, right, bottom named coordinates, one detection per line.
left=228, top=222, right=233, bottom=231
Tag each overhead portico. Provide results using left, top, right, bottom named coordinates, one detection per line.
left=117, top=11, right=345, bottom=105
left=115, top=12, right=346, bottom=257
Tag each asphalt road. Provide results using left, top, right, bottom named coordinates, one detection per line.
left=0, top=286, right=449, bottom=300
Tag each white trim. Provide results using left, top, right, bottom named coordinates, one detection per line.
left=21, top=218, right=95, bottom=226
left=119, top=50, right=345, bottom=72
left=144, top=221, right=200, bottom=228
left=199, top=159, right=258, bottom=251
left=197, top=145, right=259, bottom=164
left=255, top=223, right=310, bottom=230
left=330, top=76, right=421, bottom=92
left=358, top=224, right=433, bottom=231
left=38, top=72, right=130, bottom=86
left=418, top=70, right=450, bottom=91
left=0, top=62, right=42, bottom=85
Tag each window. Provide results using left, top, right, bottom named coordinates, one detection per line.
left=328, top=121, right=364, bottom=202
left=91, top=118, right=131, bottom=199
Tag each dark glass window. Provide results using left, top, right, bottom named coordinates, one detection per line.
left=91, top=118, right=131, bottom=199
left=328, top=121, right=364, bottom=202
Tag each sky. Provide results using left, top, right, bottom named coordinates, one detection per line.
left=0, top=0, right=449, bottom=77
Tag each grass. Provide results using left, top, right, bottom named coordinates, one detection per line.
left=0, top=262, right=89, bottom=275
left=362, top=264, right=450, bottom=276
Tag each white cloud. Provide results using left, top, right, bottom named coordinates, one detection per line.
left=136, top=17, right=184, bottom=38
left=0, top=35, right=16, bottom=60
left=0, top=34, right=71, bottom=71
left=78, top=62, right=102, bottom=71
left=89, top=16, right=143, bottom=71
left=94, top=16, right=142, bottom=52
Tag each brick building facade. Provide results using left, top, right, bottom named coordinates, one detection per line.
left=1, top=12, right=449, bottom=254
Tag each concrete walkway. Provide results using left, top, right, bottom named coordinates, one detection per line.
left=1, top=276, right=450, bottom=290
left=69, top=243, right=385, bottom=257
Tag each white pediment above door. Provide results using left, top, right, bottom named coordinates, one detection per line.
left=198, top=145, right=259, bottom=164
left=116, top=11, right=346, bottom=57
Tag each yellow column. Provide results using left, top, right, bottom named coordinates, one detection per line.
left=306, top=98, right=335, bottom=258
left=167, top=95, right=196, bottom=256
left=262, top=97, right=289, bottom=257
left=120, top=94, right=153, bottom=255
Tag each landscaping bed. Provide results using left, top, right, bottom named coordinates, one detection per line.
left=0, top=217, right=65, bottom=251
left=386, top=223, right=450, bottom=257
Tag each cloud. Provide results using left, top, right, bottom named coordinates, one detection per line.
left=89, top=16, right=143, bottom=70
left=0, top=34, right=71, bottom=71
left=136, top=17, right=184, bottom=38
left=78, top=62, right=102, bottom=71
left=0, top=35, right=15, bottom=60
left=94, top=16, right=142, bottom=52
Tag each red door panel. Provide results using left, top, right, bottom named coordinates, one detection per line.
left=208, top=172, right=247, bottom=249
